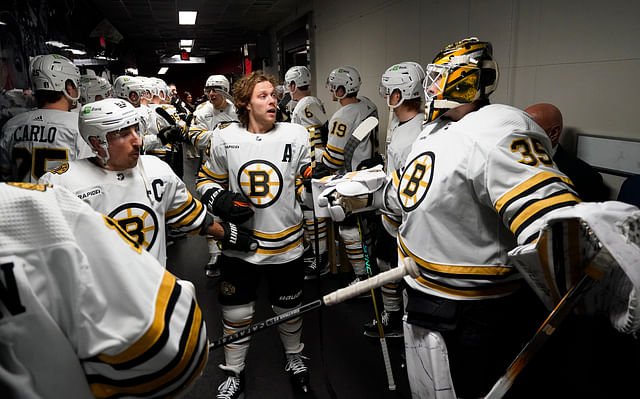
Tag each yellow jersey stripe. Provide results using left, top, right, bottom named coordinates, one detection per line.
left=256, top=237, right=303, bottom=255
left=166, top=192, right=194, bottom=218
left=253, top=223, right=303, bottom=240
left=509, top=192, right=580, bottom=235
left=97, top=271, right=175, bottom=364
left=495, top=171, right=574, bottom=214
left=399, top=237, right=513, bottom=276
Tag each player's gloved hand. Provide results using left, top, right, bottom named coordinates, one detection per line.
left=202, top=188, right=254, bottom=223
left=218, top=222, right=258, bottom=251
left=356, top=153, right=384, bottom=170
left=300, top=162, right=332, bottom=192
left=158, top=125, right=185, bottom=145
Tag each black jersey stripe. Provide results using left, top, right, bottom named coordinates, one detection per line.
left=88, top=300, right=204, bottom=396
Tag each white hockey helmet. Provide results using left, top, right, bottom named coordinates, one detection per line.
left=79, top=75, right=112, bottom=104
left=379, top=62, right=425, bottom=109
left=285, top=66, right=311, bottom=93
left=150, top=77, right=170, bottom=102
left=113, top=75, right=145, bottom=106
left=79, top=98, right=140, bottom=164
left=30, top=54, right=80, bottom=101
left=326, top=66, right=361, bottom=99
left=205, top=74, right=230, bottom=93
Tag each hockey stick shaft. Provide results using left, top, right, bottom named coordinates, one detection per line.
left=208, top=257, right=419, bottom=351
left=484, top=264, right=600, bottom=399
left=356, top=216, right=396, bottom=391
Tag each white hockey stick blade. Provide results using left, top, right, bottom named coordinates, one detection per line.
left=352, top=116, right=379, bottom=142
left=323, top=257, right=419, bottom=306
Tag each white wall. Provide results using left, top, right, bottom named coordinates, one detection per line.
left=309, top=0, right=640, bottom=197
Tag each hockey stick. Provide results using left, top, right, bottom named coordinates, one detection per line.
left=356, top=215, right=396, bottom=390
left=384, top=109, right=393, bottom=169
left=342, top=116, right=379, bottom=173
left=208, top=256, right=419, bottom=351
left=484, top=251, right=608, bottom=399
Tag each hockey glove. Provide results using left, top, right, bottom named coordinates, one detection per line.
left=158, top=125, right=185, bottom=145
left=202, top=188, right=254, bottom=223
left=300, top=162, right=332, bottom=192
left=218, top=222, right=258, bottom=251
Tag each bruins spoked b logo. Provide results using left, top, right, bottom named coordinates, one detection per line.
left=237, top=160, right=283, bottom=208
left=108, top=203, right=159, bottom=250
left=398, top=151, right=435, bottom=212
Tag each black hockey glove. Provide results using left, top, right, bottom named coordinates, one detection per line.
left=300, top=162, right=332, bottom=192
left=218, top=222, right=258, bottom=251
left=158, top=125, right=185, bottom=145
left=202, top=188, right=254, bottom=223
left=356, top=153, right=384, bottom=170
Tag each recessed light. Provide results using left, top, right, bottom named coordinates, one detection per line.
left=158, top=67, right=169, bottom=75
left=178, top=11, right=197, bottom=25
left=180, top=39, right=193, bottom=47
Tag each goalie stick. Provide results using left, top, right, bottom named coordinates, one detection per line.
left=484, top=248, right=610, bottom=399
left=208, top=256, right=420, bottom=351
left=342, top=116, right=379, bottom=172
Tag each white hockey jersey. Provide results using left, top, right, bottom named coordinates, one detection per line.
left=0, top=182, right=207, bottom=399
left=39, top=155, right=206, bottom=266
left=291, top=96, right=328, bottom=162
left=385, top=104, right=581, bottom=300
left=0, top=109, right=93, bottom=182
left=188, top=100, right=238, bottom=150
left=322, top=96, right=378, bottom=172
left=381, top=113, right=424, bottom=236
left=140, top=103, right=185, bottom=158
left=197, top=122, right=310, bottom=264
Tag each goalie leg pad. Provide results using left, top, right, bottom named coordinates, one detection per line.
left=404, top=322, right=457, bottom=399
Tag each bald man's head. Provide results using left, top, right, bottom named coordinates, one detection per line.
left=524, top=103, right=563, bottom=148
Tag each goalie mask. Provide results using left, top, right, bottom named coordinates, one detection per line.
left=79, top=98, right=140, bottom=165
left=79, top=75, right=112, bottom=104
left=30, top=54, right=81, bottom=102
left=326, top=66, right=361, bottom=99
left=285, top=66, right=311, bottom=94
left=423, top=37, right=499, bottom=122
left=113, top=75, right=145, bottom=106
left=379, top=62, right=425, bottom=109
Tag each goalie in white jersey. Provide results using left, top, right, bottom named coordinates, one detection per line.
left=39, top=98, right=256, bottom=268
left=0, top=54, right=93, bottom=182
left=196, top=71, right=312, bottom=398
left=0, top=182, right=208, bottom=398
left=285, top=65, right=331, bottom=279
left=318, top=38, right=584, bottom=398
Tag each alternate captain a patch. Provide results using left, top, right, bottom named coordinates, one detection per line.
left=237, top=159, right=283, bottom=209
left=397, top=151, right=435, bottom=212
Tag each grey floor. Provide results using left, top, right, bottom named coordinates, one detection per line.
left=166, top=156, right=411, bottom=399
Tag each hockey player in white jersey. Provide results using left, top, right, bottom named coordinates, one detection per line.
left=285, top=65, right=331, bottom=279
left=190, top=74, right=239, bottom=277
left=318, top=38, right=584, bottom=398
left=39, top=98, right=256, bottom=268
left=0, top=182, right=208, bottom=399
left=188, top=74, right=238, bottom=151
left=0, top=54, right=93, bottom=182
left=78, top=74, right=112, bottom=104
left=362, top=61, right=426, bottom=338
left=196, top=71, right=312, bottom=398
left=322, top=65, right=379, bottom=288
